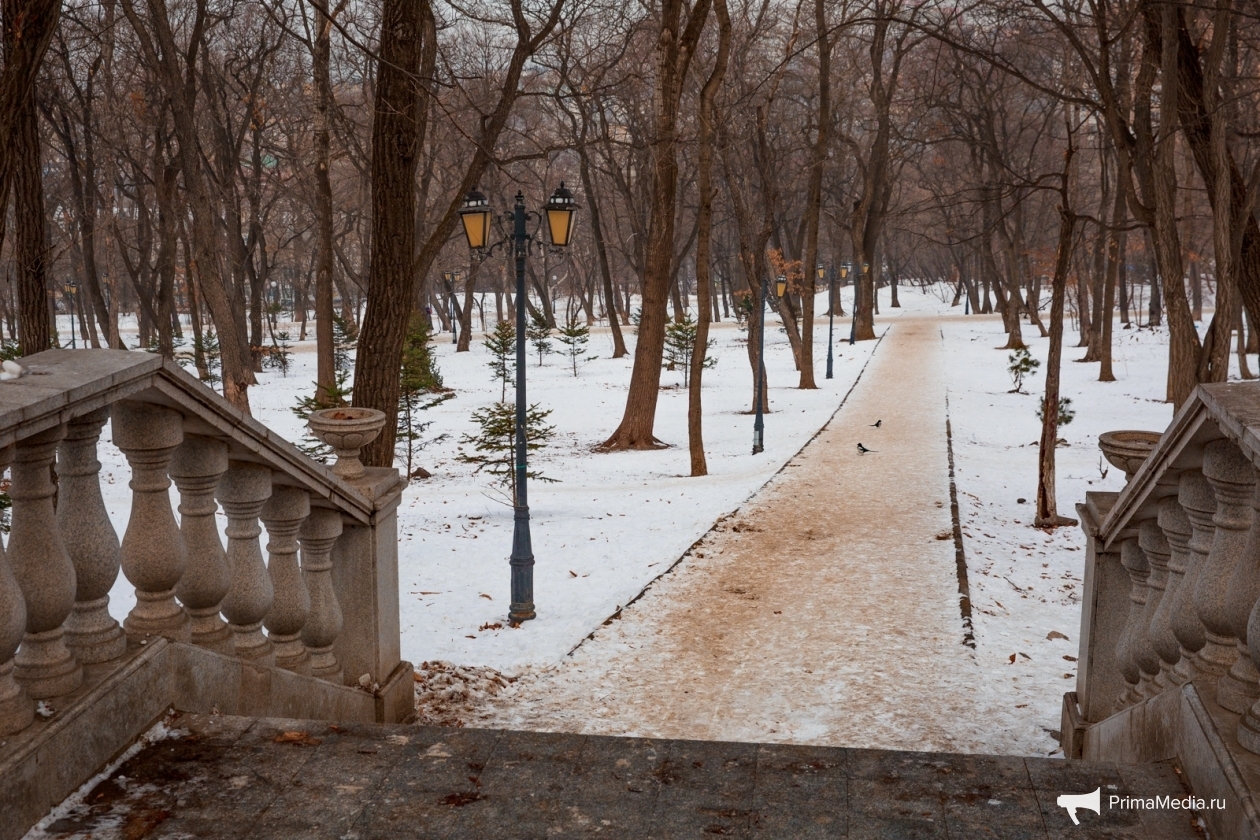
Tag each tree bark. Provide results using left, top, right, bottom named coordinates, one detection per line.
left=1036, top=135, right=1078, bottom=529
left=688, top=0, right=729, bottom=477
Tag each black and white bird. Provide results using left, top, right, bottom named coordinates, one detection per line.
left=870, top=420, right=882, bottom=428
left=857, top=443, right=876, bottom=454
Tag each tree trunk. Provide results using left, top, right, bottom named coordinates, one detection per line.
left=12, top=59, right=48, bottom=355
left=688, top=0, right=729, bottom=477
left=797, top=0, right=829, bottom=390
left=600, top=0, right=711, bottom=450
left=311, top=0, right=338, bottom=403
left=1036, top=138, right=1078, bottom=530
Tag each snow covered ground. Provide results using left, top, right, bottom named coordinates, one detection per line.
left=61, top=282, right=1213, bottom=755
left=93, top=292, right=891, bottom=671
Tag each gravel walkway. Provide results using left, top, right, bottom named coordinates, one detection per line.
left=467, top=318, right=1042, bottom=755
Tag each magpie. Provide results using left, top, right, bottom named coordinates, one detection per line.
left=870, top=420, right=882, bottom=428
left=857, top=443, right=876, bottom=454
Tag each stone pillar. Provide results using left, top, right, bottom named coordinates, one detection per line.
left=1137, top=518, right=1170, bottom=697
left=330, top=470, right=403, bottom=693
left=113, top=400, right=191, bottom=643
left=10, top=424, right=82, bottom=698
left=1220, top=479, right=1260, bottom=714
left=299, top=508, right=344, bottom=684
left=1156, top=496, right=1194, bottom=685
left=261, top=486, right=311, bottom=675
left=170, top=436, right=233, bottom=655
left=0, top=446, right=33, bottom=734
left=1172, top=471, right=1215, bottom=685
left=59, top=407, right=126, bottom=664
left=1192, top=440, right=1254, bottom=683
left=1115, top=538, right=1150, bottom=708
left=217, top=463, right=274, bottom=664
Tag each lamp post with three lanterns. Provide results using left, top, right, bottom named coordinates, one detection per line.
left=458, top=184, right=578, bottom=623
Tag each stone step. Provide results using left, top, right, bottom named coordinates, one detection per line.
left=31, top=713, right=1204, bottom=839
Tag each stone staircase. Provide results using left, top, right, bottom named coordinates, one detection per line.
left=29, top=712, right=1202, bottom=839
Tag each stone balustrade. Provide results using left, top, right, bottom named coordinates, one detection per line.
left=0, top=349, right=411, bottom=739
left=1066, top=384, right=1260, bottom=838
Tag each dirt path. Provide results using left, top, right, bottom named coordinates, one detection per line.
left=469, top=317, right=1030, bottom=754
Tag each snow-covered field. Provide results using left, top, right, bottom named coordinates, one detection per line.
left=65, top=283, right=1212, bottom=755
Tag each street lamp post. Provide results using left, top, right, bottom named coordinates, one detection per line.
left=65, top=282, right=77, bottom=348
left=459, top=184, right=578, bottom=623
left=443, top=271, right=459, bottom=345
left=819, top=263, right=833, bottom=379
left=753, top=275, right=787, bottom=455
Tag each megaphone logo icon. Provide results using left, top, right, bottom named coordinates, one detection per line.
left=1056, top=787, right=1101, bottom=825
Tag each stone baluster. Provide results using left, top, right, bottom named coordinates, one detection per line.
left=0, top=446, right=33, bottom=734
left=59, top=407, right=126, bottom=664
left=1115, top=538, right=1150, bottom=707
left=1239, top=554, right=1260, bottom=750
left=1136, top=518, right=1170, bottom=697
left=1171, top=471, right=1215, bottom=685
left=217, top=463, right=274, bottom=664
left=299, top=508, right=344, bottom=684
left=113, top=401, right=191, bottom=642
left=170, top=436, right=233, bottom=655
left=1220, top=479, right=1260, bottom=714
left=1156, top=497, right=1195, bottom=685
left=261, top=486, right=311, bottom=674
left=1192, top=440, right=1254, bottom=684
left=10, top=425, right=82, bottom=698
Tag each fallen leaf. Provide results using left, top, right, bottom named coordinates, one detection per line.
left=1019, top=652, right=1031, bottom=660
left=479, top=593, right=493, bottom=600
left=274, top=731, right=322, bottom=746
left=569, top=571, right=578, bottom=577
left=1046, top=630, right=1069, bottom=641
left=465, top=635, right=477, bottom=639
left=1007, top=654, right=1017, bottom=665
left=935, top=531, right=952, bottom=540
left=479, top=622, right=503, bottom=632
left=1063, top=655, right=1077, bottom=662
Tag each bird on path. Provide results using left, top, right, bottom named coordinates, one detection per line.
left=870, top=420, right=882, bottom=428
left=857, top=443, right=876, bottom=454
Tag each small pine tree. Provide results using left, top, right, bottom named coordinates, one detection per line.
left=629, top=307, right=642, bottom=335
left=263, top=331, right=293, bottom=376
left=527, top=311, right=553, bottom=366
left=556, top=313, right=595, bottom=376
left=1036, top=396, right=1076, bottom=427
left=456, top=401, right=556, bottom=504
left=663, top=312, right=716, bottom=382
left=485, top=320, right=516, bottom=401
left=333, top=314, right=356, bottom=374
left=192, top=330, right=222, bottom=387
left=397, top=314, right=450, bottom=477
left=1008, top=347, right=1040, bottom=394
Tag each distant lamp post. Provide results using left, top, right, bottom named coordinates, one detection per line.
left=846, top=264, right=859, bottom=345
left=65, top=282, right=78, bottom=349
left=819, top=263, right=833, bottom=379
left=458, top=183, right=578, bottom=623
left=754, top=276, right=787, bottom=455
left=443, top=271, right=460, bottom=344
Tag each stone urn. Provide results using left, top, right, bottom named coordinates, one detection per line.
left=1099, top=430, right=1163, bottom=481
left=307, top=407, right=387, bottom=480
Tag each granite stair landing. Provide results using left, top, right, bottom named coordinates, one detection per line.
left=32, top=713, right=1204, bottom=840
